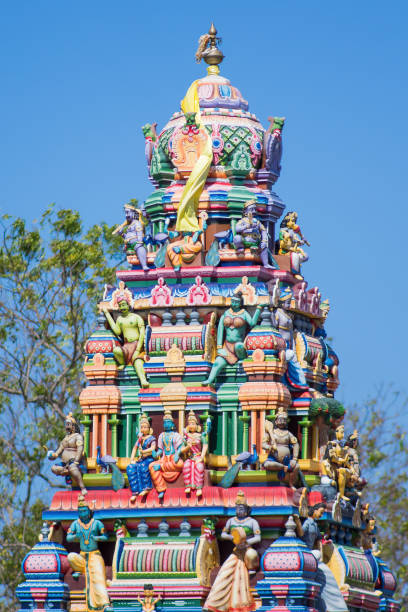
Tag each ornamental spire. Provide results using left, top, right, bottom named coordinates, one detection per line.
left=195, top=23, right=224, bottom=75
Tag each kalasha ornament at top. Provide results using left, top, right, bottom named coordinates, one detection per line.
left=16, top=24, right=400, bottom=612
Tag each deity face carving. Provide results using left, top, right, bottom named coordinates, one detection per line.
left=187, top=418, right=198, bottom=433
left=65, top=419, right=74, bottom=434
left=163, top=418, right=174, bottom=432
left=245, top=203, right=257, bottom=217
left=335, top=425, right=345, bottom=441
left=140, top=421, right=150, bottom=436
left=125, top=208, right=136, bottom=223
left=275, top=415, right=288, bottom=430
left=236, top=503, right=248, bottom=519
left=230, top=295, right=243, bottom=312
left=78, top=505, right=92, bottom=523
left=118, top=299, right=130, bottom=315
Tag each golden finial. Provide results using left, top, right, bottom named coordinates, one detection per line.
left=195, top=24, right=224, bottom=76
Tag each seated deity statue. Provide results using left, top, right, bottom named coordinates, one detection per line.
left=149, top=410, right=186, bottom=500
left=262, top=407, right=300, bottom=490
left=48, top=412, right=87, bottom=496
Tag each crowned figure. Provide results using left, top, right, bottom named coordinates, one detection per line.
left=126, top=413, right=156, bottom=503
left=182, top=411, right=208, bottom=498
left=149, top=410, right=186, bottom=499
left=67, top=495, right=110, bottom=612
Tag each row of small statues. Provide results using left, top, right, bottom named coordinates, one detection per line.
left=113, top=200, right=309, bottom=275
left=101, top=287, right=308, bottom=390
left=46, top=408, right=362, bottom=504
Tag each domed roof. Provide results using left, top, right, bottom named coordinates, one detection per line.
left=196, top=73, right=249, bottom=111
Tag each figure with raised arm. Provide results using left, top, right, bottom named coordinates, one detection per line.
left=203, top=292, right=262, bottom=385
left=102, top=293, right=148, bottom=388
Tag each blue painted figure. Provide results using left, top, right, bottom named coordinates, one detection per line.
left=126, top=413, right=156, bottom=503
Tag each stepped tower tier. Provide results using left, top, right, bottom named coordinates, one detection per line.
left=20, top=24, right=399, bottom=612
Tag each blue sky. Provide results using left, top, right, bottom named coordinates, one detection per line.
left=1, top=0, right=407, bottom=409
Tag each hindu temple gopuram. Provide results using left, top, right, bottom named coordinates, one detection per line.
left=16, top=26, right=400, bottom=612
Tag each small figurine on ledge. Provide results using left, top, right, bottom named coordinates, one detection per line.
left=182, top=411, right=208, bottom=498
left=149, top=410, right=186, bottom=500
left=221, top=491, right=261, bottom=572
left=262, top=407, right=300, bottom=490
left=112, top=202, right=150, bottom=271
left=102, top=294, right=148, bottom=388
left=203, top=292, right=262, bottom=386
left=233, top=199, right=275, bottom=268
left=67, top=495, right=110, bottom=612
left=47, top=412, right=87, bottom=496
left=137, top=584, right=161, bottom=612
left=166, top=212, right=208, bottom=271
left=127, top=414, right=156, bottom=503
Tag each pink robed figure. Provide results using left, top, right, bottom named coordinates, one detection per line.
left=182, top=411, right=208, bottom=498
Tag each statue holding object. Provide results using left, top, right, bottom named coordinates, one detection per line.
left=47, top=412, right=87, bottom=496
left=182, top=411, right=208, bottom=498
left=262, top=407, right=300, bottom=490
left=112, top=202, right=150, bottom=271
left=204, top=524, right=256, bottom=612
left=221, top=491, right=261, bottom=572
left=203, top=292, right=262, bottom=385
left=102, top=295, right=148, bottom=388
left=294, top=503, right=325, bottom=551
left=67, top=495, right=110, bottom=612
left=149, top=410, right=186, bottom=500
left=126, top=413, right=156, bottom=503
left=233, top=199, right=275, bottom=268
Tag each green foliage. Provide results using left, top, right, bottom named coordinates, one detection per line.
left=0, top=205, right=123, bottom=608
left=309, top=397, right=345, bottom=424
left=349, top=386, right=408, bottom=609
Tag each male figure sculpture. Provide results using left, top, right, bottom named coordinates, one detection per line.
left=48, top=412, right=87, bottom=496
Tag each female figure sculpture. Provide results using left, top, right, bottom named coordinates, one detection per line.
left=182, top=411, right=208, bottom=498
left=204, top=524, right=256, bottom=612
left=126, top=414, right=156, bottom=503
left=203, top=292, right=262, bottom=385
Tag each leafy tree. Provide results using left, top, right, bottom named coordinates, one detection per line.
left=0, top=205, right=123, bottom=609
left=348, top=386, right=408, bottom=609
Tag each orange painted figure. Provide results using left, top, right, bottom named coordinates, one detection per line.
left=149, top=410, right=186, bottom=500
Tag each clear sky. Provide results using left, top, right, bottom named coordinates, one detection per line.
left=1, top=0, right=407, bottom=409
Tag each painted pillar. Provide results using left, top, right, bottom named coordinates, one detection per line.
left=108, top=413, right=120, bottom=457
left=299, top=418, right=312, bottom=460
left=80, top=415, right=92, bottom=456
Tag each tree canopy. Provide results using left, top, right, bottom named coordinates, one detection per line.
left=0, top=206, right=122, bottom=608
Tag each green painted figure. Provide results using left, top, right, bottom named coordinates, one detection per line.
left=103, top=295, right=148, bottom=387
left=203, top=292, right=262, bottom=385
left=67, top=496, right=110, bottom=611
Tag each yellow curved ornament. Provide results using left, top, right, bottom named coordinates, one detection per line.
left=176, top=80, right=213, bottom=233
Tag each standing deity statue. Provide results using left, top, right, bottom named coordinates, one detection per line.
left=262, top=407, right=300, bottom=490
left=221, top=491, right=261, bottom=572
left=203, top=292, right=262, bottom=385
left=204, top=522, right=256, bottom=612
left=149, top=410, right=186, bottom=500
left=126, top=413, right=156, bottom=503
left=67, top=495, right=110, bottom=612
left=102, top=294, right=148, bottom=388
left=344, top=430, right=362, bottom=484
left=321, top=425, right=354, bottom=500
left=112, top=202, right=150, bottom=271
left=182, top=411, right=208, bottom=498
left=233, top=199, right=274, bottom=268
left=277, top=211, right=309, bottom=279
left=48, top=412, right=87, bottom=496
left=137, top=584, right=161, bottom=612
